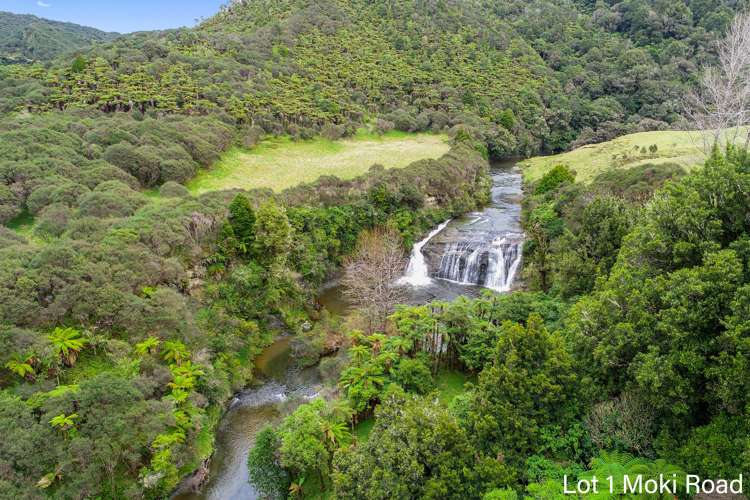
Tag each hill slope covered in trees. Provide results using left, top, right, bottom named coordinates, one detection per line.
left=1, top=1, right=750, bottom=498
left=0, top=11, right=117, bottom=64
left=1, top=0, right=745, bottom=155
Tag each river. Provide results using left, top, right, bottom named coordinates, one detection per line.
left=172, top=337, right=323, bottom=500
left=174, top=161, right=523, bottom=499
left=320, top=160, right=523, bottom=310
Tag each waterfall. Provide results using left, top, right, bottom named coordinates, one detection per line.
left=398, top=219, right=452, bottom=287
left=435, top=234, right=522, bottom=292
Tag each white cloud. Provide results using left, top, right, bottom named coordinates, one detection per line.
left=37, top=1, right=51, bottom=7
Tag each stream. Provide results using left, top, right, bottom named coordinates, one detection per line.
left=320, top=160, right=523, bottom=310
left=172, top=337, right=323, bottom=500
left=174, top=161, right=523, bottom=499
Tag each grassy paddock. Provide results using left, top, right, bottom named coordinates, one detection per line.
left=520, top=128, right=749, bottom=183
left=184, top=131, right=450, bottom=194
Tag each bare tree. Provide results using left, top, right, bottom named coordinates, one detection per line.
left=686, top=12, right=750, bottom=153
left=341, top=226, right=407, bottom=333
left=585, top=391, right=656, bottom=456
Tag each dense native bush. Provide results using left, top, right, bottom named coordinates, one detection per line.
left=159, top=181, right=191, bottom=198
left=2, top=0, right=749, bottom=497
left=2, top=0, right=740, bottom=156
left=569, top=148, right=747, bottom=425
left=0, top=140, right=490, bottom=497
left=77, top=181, right=147, bottom=218
left=0, top=112, right=235, bottom=220
left=256, top=291, right=571, bottom=497
left=334, top=393, right=516, bottom=499
left=522, top=161, right=685, bottom=296
left=253, top=150, right=750, bottom=499
left=560, top=149, right=750, bottom=477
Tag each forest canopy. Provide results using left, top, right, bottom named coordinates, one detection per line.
left=1, top=0, right=750, bottom=498
left=2, top=0, right=745, bottom=156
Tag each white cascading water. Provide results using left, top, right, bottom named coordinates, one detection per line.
left=397, top=219, right=452, bottom=286
left=435, top=234, right=523, bottom=292
left=397, top=165, right=523, bottom=293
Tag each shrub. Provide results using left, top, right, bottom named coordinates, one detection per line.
left=387, top=109, right=418, bottom=132
left=77, top=162, right=140, bottom=190
left=35, top=203, right=74, bottom=237
left=392, top=357, right=433, bottom=394
left=321, top=124, right=347, bottom=141
left=585, top=392, right=656, bottom=456
left=159, top=159, right=196, bottom=184
left=26, top=180, right=89, bottom=214
left=77, top=181, right=146, bottom=218
left=104, top=143, right=161, bottom=187
left=534, top=165, right=575, bottom=195
left=0, top=184, right=20, bottom=224
left=159, top=181, right=190, bottom=198
left=242, top=125, right=265, bottom=148
left=375, top=118, right=394, bottom=135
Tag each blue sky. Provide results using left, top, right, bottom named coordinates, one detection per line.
left=0, top=0, right=227, bottom=33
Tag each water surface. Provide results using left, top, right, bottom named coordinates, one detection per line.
left=173, top=337, right=322, bottom=500
left=176, top=160, right=524, bottom=498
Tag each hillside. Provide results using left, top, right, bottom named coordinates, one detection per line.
left=520, top=127, right=750, bottom=182
left=0, top=11, right=117, bottom=63
left=1, top=1, right=750, bottom=499
left=520, top=129, right=704, bottom=182
left=0, top=0, right=743, bottom=155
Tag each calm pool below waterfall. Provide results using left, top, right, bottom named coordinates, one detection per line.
left=174, top=161, right=523, bottom=499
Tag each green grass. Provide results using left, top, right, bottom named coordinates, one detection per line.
left=435, top=370, right=472, bottom=406
left=184, top=131, right=450, bottom=194
left=353, top=417, right=375, bottom=443
left=6, top=209, right=38, bottom=239
left=519, top=128, right=749, bottom=183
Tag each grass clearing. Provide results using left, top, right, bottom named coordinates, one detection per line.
left=6, top=210, right=48, bottom=245
left=184, top=131, right=450, bottom=194
left=435, top=370, right=472, bottom=406
left=7, top=210, right=35, bottom=234
left=353, top=417, right=375, bottom=443
left=519, top=128, right=748, bottom=183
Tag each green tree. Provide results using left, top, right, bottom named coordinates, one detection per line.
left=134, top=336, right=160, bottom=356
left=483, top=489, right=518, bottom=500
left=162, top=340, right=189, bottom=366
left=464, top=314, right=578, bottom=465
left=339, top=363, right=385, bottom=414
left=71, top=56, right=87, bottom=73
left=252, top=199, right=292, bottom=265
left=578, top=452, right=686, bottom=500
left=276, top=398, right=348, bottom=491
left=228, top=194, right=256, bottom=255
left=49, top=412, right=78, bottom=437
left=4, top=359, right=35, bottom=380
left=248, top=427, right=290, bottom=500
left=534, top=165, right=575, bottom=195
left=392, top=356, right=433, bottom=394
left=334, top=393, right=515, bottom=499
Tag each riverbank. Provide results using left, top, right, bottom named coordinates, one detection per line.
left=173, top=336, right=326, bottom=499
left=179, top=159, right=525, bottom=498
